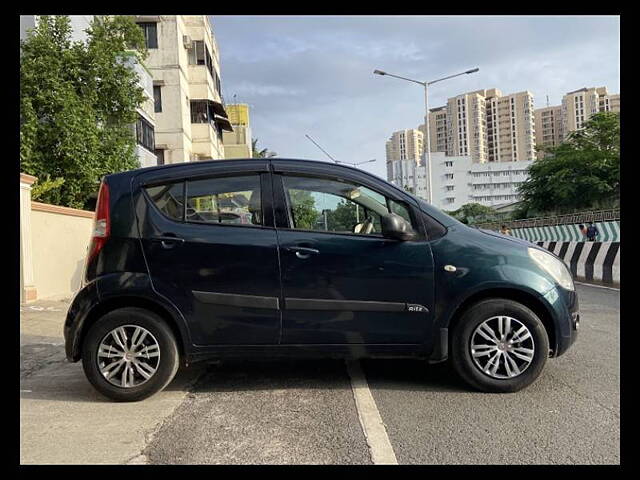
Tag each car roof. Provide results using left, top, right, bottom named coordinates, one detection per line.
left=106, top=157, right=385, bottom=182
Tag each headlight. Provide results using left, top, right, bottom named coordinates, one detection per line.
left=528, top=247, right=575, bottom=291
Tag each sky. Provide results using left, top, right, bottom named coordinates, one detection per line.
left=210, top=15, right=620, bottom=180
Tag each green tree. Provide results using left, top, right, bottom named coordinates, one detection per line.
left=326, top=200, right=359, bottom=231
left=445, top=202, right=497, bottom=225
left=518, top=112, right=620, bottom=216
left=20, top=15, right=147, bottom=209
left=289, top=189, right=318, bottom=230
left=251, top=138, right=277, bottom=158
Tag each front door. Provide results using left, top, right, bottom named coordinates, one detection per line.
left=135, top=163, right=281, bottom=346
left=271, top=167, right=435, bottom=344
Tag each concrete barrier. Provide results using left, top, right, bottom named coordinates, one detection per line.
left=536, top=241, right=620, bottom=286
left=512, top=221, right=620, bottom=243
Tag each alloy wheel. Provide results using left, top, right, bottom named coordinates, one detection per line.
left=470, top=316, right=535, bottom=379
left=97, top=325, right=161, bottom=388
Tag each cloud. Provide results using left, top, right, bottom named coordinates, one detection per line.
left=212, top=15, right=620, bottom=179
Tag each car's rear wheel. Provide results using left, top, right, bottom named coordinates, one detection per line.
left=82, top=307, right=179, bottom=402
left=450, top=299, right=549, bottom=393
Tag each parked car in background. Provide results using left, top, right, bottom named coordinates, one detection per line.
left=65, top=158, right=579, bottom=401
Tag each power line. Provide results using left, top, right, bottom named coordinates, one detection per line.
left=304, top=134, right=339, bottom=163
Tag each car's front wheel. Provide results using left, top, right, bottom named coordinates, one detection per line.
left=82, top=307, right=180, bottom=402
left=451, top=299, right=549, bottom=393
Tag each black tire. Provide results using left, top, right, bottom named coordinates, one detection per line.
left=82, top=307, right=180, bottom=402
left=450, top=298, right=549, bottom=393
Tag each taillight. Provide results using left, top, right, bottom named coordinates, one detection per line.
left=87, top=181, right=110, bottom=265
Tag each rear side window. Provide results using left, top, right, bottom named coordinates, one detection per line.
left=145, top=182, right=184, bottom=221
left=186, top=175, right=263, bottom=226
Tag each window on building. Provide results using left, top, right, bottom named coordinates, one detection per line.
left=188, top=40, right=216, bottom=81
left=136, top=115, right=155, bottom=152
left=155, top=149, right=165, bottom=166
left=153, top=85, right=162, bottom=113
left=137, top=22, right=158, bottom=49
left=186, top=175, right=263, bottom=226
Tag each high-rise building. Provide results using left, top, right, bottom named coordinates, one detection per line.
left=136, top=15, right=232, bottom=165
left=20, top=15, right=158, bottom=168
left=533, top=105, right=563, bottom=158
left=419, top=106, right=448, bottom=154
left=561, top=87, right=620, bottom=137
left=420, top=88, right=536, bottom=164
left=223, top=104, right=253, bottom=159
left=385, top=129, right=425, bottom=195
left=385, top=129, right=424, bottom=164
left=485, top=90, right=536, bottom=163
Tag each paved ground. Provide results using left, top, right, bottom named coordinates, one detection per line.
left=20, top=283, right=619, bottom=464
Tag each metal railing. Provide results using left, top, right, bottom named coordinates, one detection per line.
left=476, top=208, right=620, bottom=231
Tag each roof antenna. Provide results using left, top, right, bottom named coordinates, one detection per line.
left=546, top=95, right=550, bottom=107
left=305, top=134, right=340, bottom=164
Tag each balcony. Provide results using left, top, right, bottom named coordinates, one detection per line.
left=118, top=52, right=153, bottom=100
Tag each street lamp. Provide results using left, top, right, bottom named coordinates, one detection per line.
left=374, top=67, right=479, bottom=203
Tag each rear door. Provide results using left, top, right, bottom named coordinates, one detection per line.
left=271, top=161, right=436, bottom=345
left=133, top=161, right=282, bottom=346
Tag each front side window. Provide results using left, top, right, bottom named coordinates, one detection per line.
left=186, top=175, right=262, bottom=226
left=282, top=175, right=414, bottom=236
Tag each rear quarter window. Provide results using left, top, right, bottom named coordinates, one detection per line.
left=145, top=182, right=185, bottom=221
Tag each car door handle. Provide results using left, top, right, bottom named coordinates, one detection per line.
left=287, top=246, right=320, bottom=259
left=151, top=235, right=185, bottom=249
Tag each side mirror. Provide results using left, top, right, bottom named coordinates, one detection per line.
left=381, top=213, right=416, bottom=241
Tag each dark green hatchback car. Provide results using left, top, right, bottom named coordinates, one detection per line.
left=65, top=159, right=579, bottom=401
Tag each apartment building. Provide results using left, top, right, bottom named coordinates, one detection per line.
left=136, top=15, right=232, bottom=165
left=20, top=15, right=93, bottom=42
left=561, top=86, right=620, bottom=137
left=485, top=90, right=536, bottom=163
left=421, top=88, right=535, bottom=164
left=533, top=105, right=563, bottom=158
left=385, top=129, right=424, bottom=164
left=20, top=15, right=158, bottom=168
left=419, top=106, right=448, bottom=155
left=223, top=103, right=253, bottom=159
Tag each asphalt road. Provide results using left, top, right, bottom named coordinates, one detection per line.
left=143, top=283, right=620, bottom=465
left=20, top=283, right=619, bottom=464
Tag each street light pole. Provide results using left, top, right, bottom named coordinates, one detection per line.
left=423, top=83, right=431, bottom=203
left=374, top=67, right=479, bottom=204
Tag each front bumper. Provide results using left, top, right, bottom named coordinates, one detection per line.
left=542, top=286, right=579, bottom=357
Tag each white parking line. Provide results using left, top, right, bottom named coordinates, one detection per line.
left=346, top=360, right=398, bottom=465
left=575, top=281, right=620, bottom=292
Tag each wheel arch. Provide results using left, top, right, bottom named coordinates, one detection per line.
left=77, top=295, right=189, bottom=364
left=445, top=288, right=557, bottom=356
